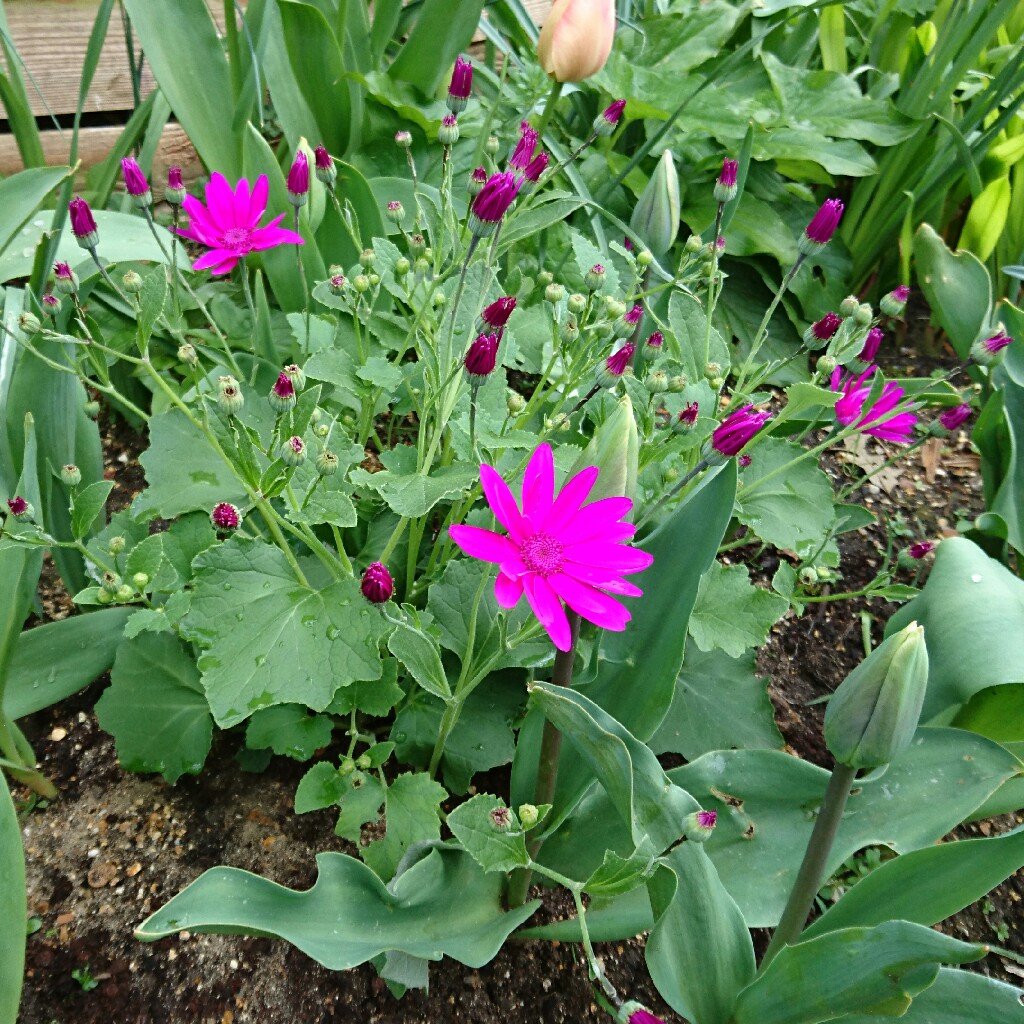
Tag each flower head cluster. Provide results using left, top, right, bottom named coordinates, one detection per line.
left=210, top=502, right=241, bottom=531
left=361, top=562, right=394, bottom=604
left=449, top=444, right=653, bottom=651
left=447, top=56, right=473, bottom=114
left=804, top=312, right=841, bottom=349
left=176, top=173, right=304, bottom=276
left=710, top=405, right=770, bottom=458
left=830, top=366, right=916, bottom=443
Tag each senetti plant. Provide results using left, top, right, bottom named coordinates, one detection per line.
left=3, top=18, right=1024, bottom=1024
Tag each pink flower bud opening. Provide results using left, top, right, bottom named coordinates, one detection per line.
left=121, top=157, right=150, bottom=197
left=858, top=327, right=884, bottom=363
left=908, top=541, right=935, bottom=560
left=812, top=312, right=842, bottom=341
left=718, top=159, right=738, bottom=188
left=711, top=405, right=771, bottom=457
left=646, top=331, right=663, bottom=348
left=602, top=99, right=627, bottom=125
left=481, top=296, right=516, bottom=327
left=448, top=56, right=473, bottom=99
left=287, top=152, right=309, bottom=196
left=314, top=145, right=332, bottom=171
left=606, top=343, right=635, bottom=377
left=6, top=495, right=28, bottom=517
left=465, top=332, right=500, bottom=378
left=167, top=166, right=184, bottom=191
left=361, top=562, right=394, bottom=604
left=210, top=502, right=241, bottom=531
left=803, top=198, right=844, bottom=247
left=68, top=197, right=98, bottom=242
left=938, top=403, right=972, bottom=432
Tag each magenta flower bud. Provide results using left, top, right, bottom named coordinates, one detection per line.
left=683, top=808, right=717, bottom=842
left=673, top=402, right=699, bottom=434
left=468, top=165, right=488, bottom=197
left=210, top=502, right=241, bottom=531
left=165, top=165, right=186, bottom=206
left=287, top=151, right=309, bottom=206
left=489, top=806, right=512, bottom=831
left=361, top=562, right=394, bottom=604
left=646, top=331, right=663, bottom=349
left=623, top=303, right=644, bottom=326
left=121, top=157, right=152, bottom=208
left=939, top=403, right=972, bottom=432
left=523, top=151, right=549, bottom=183
left=269, top=371, right=296, bottom=412
left=972, top=329, right=1014, bottom=366
left=438, top=113, right=460, bottom=146
left=447, top=55, right=473, bottom=114
left=593, top=98, right=626, bottom=137
left=858, top=327, right=884, bottom=363
left=710, top=404, right=771, bottom=458
left=585, top=263, right=606, bottom=291
left=803, top=311, right=841, bottom=350
left=619, top=1003, right=666, bottom=1024
left=908, top=541, right=935, bottom=560
left=42, top=293, right=60, bottom=316
left=6, top=495, right=28, bottom=517
left=68, top=197, right=99, bottom=249
left=481, top=296, right=516, bottom=328
left=281, top=435, right=306, bottom=467
left=597, top=342, right=635, bottom=387
left=880, top=284, right=909, bottom=317
left=394, top=130, right=412, bottom=148
left=313, top=144, right=336, bottom=185
left=714, top=158, right=738, bottom=203
left=799, top=198, right=844, bottom=255
left=509, top=125, right=539, bottom=172
left=738, top=453, right=752, bottom=467
left=468, top=172, right=522, bottom=237
left=465, top=332, right=499, bottom=379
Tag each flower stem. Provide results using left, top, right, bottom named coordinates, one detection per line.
left=293, top=206, right=311, bottom=354
left=759, top=762, right=857, bottom=971
left=636, top=457, right=710, bottom=529
left=239, top=257, right=260, bottom=384
left=534, top=80, right=564, bottom=142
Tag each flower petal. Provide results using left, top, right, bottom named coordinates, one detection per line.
left=523, top=574, right=572, bottom=651
left=540, top=464, right=598, bottom=534
left=562, top=562, right=644, bottom=597
left=522, top=443, right=554, bottom=522
left=205, top=173, right=237, bottom=231
left=448, top=524, right=517, bottom=563
left=494, top=571, right=524, bottom=609
left=249, top=175, right=269, bottom=224
left=480, top=464, right=527, bottom=541
left=562, top=496, right=634, bottom=543
left=499, top=556, right=529, bottom=579
left=549, top=572, right=631, bottom=631
left=192, top=248, right=239, bottom=275
left=564, top=541, right=654, bottom=574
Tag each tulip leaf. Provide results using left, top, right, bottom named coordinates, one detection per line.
left=803, top=824, right=1024, bottom=939
left=0, top=771, right=24, bottom=1024
left=136, top=847, right=539, bottom=969
left=387, top=0, right=486, bottom=95
left=952, top=684, right=1024, bottom=743
left=669, top=728, right=1022, bottom=926
left=647, top=845, right=755, bottom=1024
left=733, top=922, right=986, bottom=1024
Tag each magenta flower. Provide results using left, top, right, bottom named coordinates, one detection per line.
left=939, top=403, right=972, bottom=432
left=176, top=173, right=304, bottom=276
left=68, top=197, right=99, bottom=247
left=983, top=331, right=1012, bottom=355
left=715, top=158, right=738, bottom=203
left=601, top=343, right=635, bottom=383
left=800, top=198, right=844, bottom=254
left=594, top=99, right=626, bottom=137
left=711, top=405, right=770, bottom=458
left=880, top=285, right=909, bottom=316
left=469, top=166, right=488, bottom=195
left=908, top=541, right=935, bottom=560
left=361, top=562, right=394, bottom=604
left=624, top=304, right=644, bottom=326
left=509, top=125, right=540, bottom=172
left=314, top=145, right=332, bottom=172
left=890, top=285, right=910, bottom=303
left=481, top=296, right=517, bottom=328
left=468, top=172, right=522, bottom=237
left=858, top=327, right=884, bottom=363
left=646, top=331, right=663, bottom=349
left=678, top=403, right=699, bottom=428
left=830, top=366, right=916, bottom=443
left=121, top=157, right=151, bottom=199
left=447, top=56, right=473, bottom=114
left=287, top=152, right=309, bottom=204
left=210, top=502, right=241, bottom=531
left=167, top=166, right=185, bottom=191
left=627, top=1008, right=665, bottom=1024
left=165, top=166, right=186, bottom=205
left=683, top=808, right=717, bottom=842
left=449, top=444, right=653, bottom=651
left=6, top=495, right=28, bottom=517
left=523, top=151, right=549, bottom=183
left=269, top=370, right=297, bottom=412
left=812, top=312, right=841, bottom=342
left=42, top=293, right=60, bottom=314
left=465, top=332, right=499, bottom=378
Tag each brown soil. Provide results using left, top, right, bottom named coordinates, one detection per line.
left=11, top=340, right=1024, bottom=1023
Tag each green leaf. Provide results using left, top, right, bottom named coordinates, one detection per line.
left=70, top=480, right=113, bottom=540
left=0, top=771, right=24, bottom=1023
left=688, top=562, right=788, bottom=658
left=136, top=266, right=168, bottom=349
left=667, top=290, right=731, bottom=382
left=136, top=847, right=539, bottom=968
left=498, top=196, right=587, bottom=255
left=387, top=619, right=451, bottom=700
left=735, top=922, right=985, bottom=1024
left=294, top=762, right=347, bottom=814
left=670, top=729, right=1022, bottom=927
left=583, top=849, right=653, bottom=899
left=804, top=825, right=1024, bottom=939
left=528, top=683, right=700, bottom=862
left=125, top=533, right=165, bottom=584
left=447, top=794, right=529, bottom=874
left=886, top=537, right=1024, bottom=721
left=651, top=646, right=783, bottom=759
left=387, top=0, right=485, bottom=94
left=959, top=176, right=1012, bottom=263
left=912, top=224, right=992, bottom=359
left=953, top=684, right=1024, bottom=742
left=245, top=705, right=334, bottom=761
left=350, top=444, right=477, bottom=518
left=181, top=538, right=386, bottom=727
left=0, top=166, right=72, bottom=256
left=840, top=967, right=1024, bottom=1024
left=647, top=845, right=755, bottom=1024
left=95, top=633, right=212, bottom=784
left=735, top=438, right=837, bottom=556
left=361, top=772, right=447, bottom=880
left=4, top=607, right=131, bottom=719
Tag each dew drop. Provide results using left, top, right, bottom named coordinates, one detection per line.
left=223, top=583, right=233, bottom=591
left=326, top=626, right=340, bottom=640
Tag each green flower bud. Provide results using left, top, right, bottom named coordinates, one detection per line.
left=359, top=249, right=376, bottom=269
left=536, top=270, right=554, bottom=288
left=854, top=303, right=873, bottom=326
left=646, top=370, right=669, bottom=395
left=395, top=257, right=410, bottom=277
left=637, top=250, right=653, bottom=268
left=18, top=311, right=41, bottom=335
left=368, top=273, right=380, bottom=287
left=629, top=150, right=680, bottom=258
left=218, top=376, right=244, bottom=417
left=353, top=274, right=370, bottom=294
left=96, top=588, right=114, bottom=605
left=316, top=424, right=330, bottom=438
left=605, top=297, right=627, bottom=320
left=281, top=436, right=307, bottom=467
left=485, top=135, right=500, bottom=156
left=339, top=756, right=355, bottom=775
left=178, top=342, right=199, bottom=367
left=568, top=394, right=638, bottom=509
left=839, top=295, right=860, bottom=318
left=567, top=292, right=586, bottom=314
left=431, top=289, right=447, bottom=308
left=507, top=392, right=526, bottom=416
left=667, top=374, right=688, bottom=393
left=84, top=401, right=100, bottom=418
left=408, top=234, right=426, bottom=258
left=704, top=361, right=722, bottom=381
left=585, top=264, right=606, bottom=292
left=823, top=622, right=929, bottom=769
left=123, top=270, right=143, bottom=294
left=544, top=282, right=565, bottom=304
left=108, top=536, right=126, bottom=555
left=799, top=566, right=818, bottom=586
left=414, top=257, right=430, bottom=278
left=817, top=355, right=837, bottom=376
left=385, top=200, right=405, bottom=224
left=316, top=450, right=339, bottom=477
left=685, top=234, right=703, bottom=254
left=518, top=804, right=540, bottom=829
left=61, top=464, right=81, bottom=487
left=115, top=584, right=135, bottom=602
left=561, top=317, right=580, bottom=345
left=355, top=753, right=372, bottom=770
left=101, top=571, right=122, bottom=594
left=132, top=572, right=150, bottom=590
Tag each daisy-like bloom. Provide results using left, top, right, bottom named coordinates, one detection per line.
left=121, top=157, right=151, bottom=205
left=176, top=173, right=304, bottom=276
left=165, top=166, right=186, bottom=206
left=683, top=808, right=717, bottom=842
left=465, top=332, right=499, bottom=379
left=646, top=331, right=663, bottom=349
left=830, top=366, right=916, bottom=443
left=710, top=405, right=771, bottom=457
left=481, top=295, right=517, bottom=328
left=6, top=495, right=28, bottom=517
left=880, top=284, right=909, bottom=317
left=593, top=98, right=626, bottom=137
left=803, top=311, right=841, bottom=349
left=939, top=403, right=972, bottom=432
left=858, top=326, right=884, bottom=363
left=361, top=562, right=394, bottom=604
left=449, top=444, right=653, bottom=651
left=799, top=198, right=844, bottom=256
left=313, top=145, right=336, bottom=186
left=447, top=56, right=473, bottom=114
left=68, top=197, right=99, bottom=249
left=908, top=541, right=935, bottom=560
left=210, top=502, right=241, bottom=531
left=714, top=158, right=738, bottom=203
left=468, top=172, right=522, bottom=238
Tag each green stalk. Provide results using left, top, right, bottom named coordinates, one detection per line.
left=238, top=257, right=260, bottom=384
left=293, top=205, right=311, bottom=354
left=533, top=80, right=564, bottom=143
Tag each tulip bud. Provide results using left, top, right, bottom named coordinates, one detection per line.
left=568, top=393, right=638, bottom=508
left=537, top=0, right=616, bottom=82
left=630, top=150, right=680, bottom=258
left=823, top=622, right=929, bottom=769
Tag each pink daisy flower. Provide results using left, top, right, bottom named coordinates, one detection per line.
left=449, top=444, right=653, bottom=652
left=176, top=173, right=304, bottom=276
left=830, top=365, right=916, bottom=443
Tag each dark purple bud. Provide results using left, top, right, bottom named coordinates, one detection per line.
left=710, top=404, right=771, bottom=458
left=714, top=158, right=738, bottom=203
left=623, top=236, right=634, bottom=252
left=361, top=562, right=394, bottom=604
left=624, top=303, right=644, bottom=326
left=6, top=495, right=28, bottom=517
left=314, top=145, right=331, bottom=171
left=447, top=56, right=473, bottom=114
left=593, top=99, right=626, bottom=137
left=167, top=166, right=184, bottom=191
left=938, top=403, right=972, bottom=432
left=523, top=151, right=549, bottom=183
left=858, top=327, right=884, bottom=363
left=210, top=502, right=241, bottom=531
left=481, top=296, right=516, bottom=327
left=908, top=541, right=935, bottom=560
left=468, top=165, right=488, bottom=196
left=984, top=331, right=1012, bottom=354
left=812, top=312, right=841, bottom=342
left=465, top=332, right=499, bottom=379
left=269, top=371, right=296, bottom=412
left=646, top=331, right=663, bottom=348
left=800, top=198, right=844, bottom=254
left=509, top=125, right=539, bottom=172
left=287, top=152, right=309, bottom=204
left=438, top=114, right=460, bottom=146
left=165, top=165, right=186, bottom=205
left=68, top=197, right=99, bottom=248
left=120, top=157, right=151, bottom=202
left=468, top=172, right=522, bottom=237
